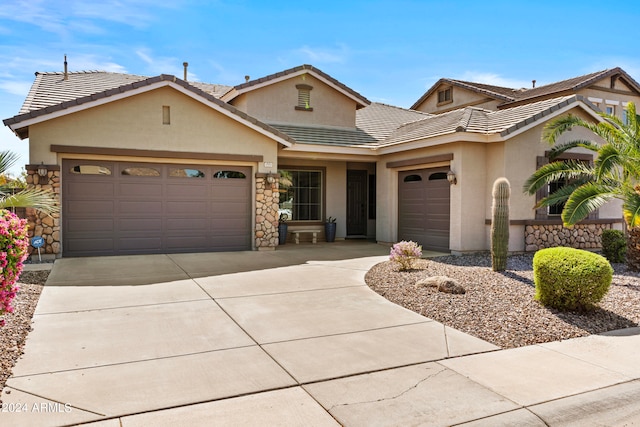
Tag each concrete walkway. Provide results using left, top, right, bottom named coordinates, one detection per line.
left=3, top=242, right=640, bottom=426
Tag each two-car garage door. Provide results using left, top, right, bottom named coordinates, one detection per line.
left=62, top=160, right=252, bottom=257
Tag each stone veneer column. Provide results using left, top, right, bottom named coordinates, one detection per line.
left=255, top=174, right=279, bottom=250
left=25, top=166, right=61, bottom=256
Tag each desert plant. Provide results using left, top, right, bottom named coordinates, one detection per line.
left=601, top=229, right=626, bottom=263
left=0, top=150, right=58, bottom=214
left=0, top=209, right=29, bottom=326
left=533, top=247, right=612, bottom=311
left=390, top=240, right=422, bottom=271
left=491, top=178, right=510, bottom=271
left=523, top=102, right=640, bottom=270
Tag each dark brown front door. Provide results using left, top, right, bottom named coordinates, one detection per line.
left=62, top=160, right=251, bottom=257
left=398, top=168, right=450, bottom=252
left=347, top=170, right=367, bottom=236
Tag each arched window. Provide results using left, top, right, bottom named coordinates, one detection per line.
left=169, top=168, right=205, bottom=178
left=213, top=170, right=246, bottom=179
left=403, top=174, right=422, bottom=182
left=70, top=165, right=112, bottom=175
left=121, top=167, right=160, bottom=177
left=429, top=172, right=448, bottom=180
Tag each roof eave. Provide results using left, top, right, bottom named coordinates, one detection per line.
left=3, top=75, right=295, bottom=148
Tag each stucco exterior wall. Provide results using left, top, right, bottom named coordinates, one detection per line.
left=28, top=86, right=280, bottom=172
left=230, top=74, right=358, bottom=128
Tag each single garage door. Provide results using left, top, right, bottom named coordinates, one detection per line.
left=398, top=168, right=450, bottom=252
left=62, top=160, right=252, bottom=257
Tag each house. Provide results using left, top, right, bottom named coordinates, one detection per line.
left=4, top=63, right=637, bottom=258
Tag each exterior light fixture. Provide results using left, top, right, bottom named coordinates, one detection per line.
left=37, top=163, right=48, bottom=177
left=446, top=170, right=457, bottom=185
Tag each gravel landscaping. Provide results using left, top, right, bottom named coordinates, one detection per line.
left=365, top=253, right=640, bottom=349
left=0, top=270, right=47, bottom=399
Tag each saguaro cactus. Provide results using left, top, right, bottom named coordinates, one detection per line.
left=491, top=177, right=511, bottom=271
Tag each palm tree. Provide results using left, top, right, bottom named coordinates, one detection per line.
left=0, top=151, right=59, bottom=214
left=524, top=102, right=640, bottom=269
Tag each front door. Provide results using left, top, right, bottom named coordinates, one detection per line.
left=347, top=170, right=367, bottom=236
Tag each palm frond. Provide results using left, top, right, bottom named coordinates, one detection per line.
left=561, top=183, right=615, bottom=226
left=0, top=189, right=59, bottom=215
left=523, top=160, right=593, bottom=195
left=547, top=140, right=599, bottom=160
left=0, top=151, right=21, bottom=176
left=542, top=115, right=591, bottom=144
left=623, top=188, right=640, bottom=228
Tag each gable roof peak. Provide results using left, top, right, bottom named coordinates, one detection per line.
left=225, top=64, right=370, bottom=108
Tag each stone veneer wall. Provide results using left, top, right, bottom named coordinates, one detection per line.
left=524, top=223, right=612, bottom=252
left=25, top=166, right=61, bottom=256
left=254, top=175, right=279, bottom=249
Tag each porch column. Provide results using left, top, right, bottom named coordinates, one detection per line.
left=255, top=174, right=279, bottom=250
left=25, top=165, right=61, bottom=256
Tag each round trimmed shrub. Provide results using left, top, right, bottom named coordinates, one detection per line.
left=533, top=247, right=613, bottom=312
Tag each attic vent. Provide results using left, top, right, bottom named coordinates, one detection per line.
left=295, top=84, right=313, bottom=111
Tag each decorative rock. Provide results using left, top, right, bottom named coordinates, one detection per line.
left=416, top=276, right=466, bottom=294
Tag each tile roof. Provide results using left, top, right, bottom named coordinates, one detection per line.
left=501, top=67, right=640, bottom=106
left=271, top=124, right=377, bottom=146
left=356, top=102, right=432, bottom=140
left=381, top=95, right=586, bottom=146
left=412, top=67, right=640, bottom=110
left=271, top=103, right=432, bottom=147
left=4, top=74, right=294, bottom=146
left=18, top=71, right=233, bottom=114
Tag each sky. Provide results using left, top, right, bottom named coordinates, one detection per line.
left=1, top=0, right=640, bottom=176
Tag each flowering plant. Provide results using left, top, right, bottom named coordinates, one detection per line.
left=390, top=240, right=422, bottom=271
left=0, top=210, right=29, bottom=327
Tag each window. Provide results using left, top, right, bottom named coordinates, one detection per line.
left=278, top=169, right=323, bottom=221
left=437, top=87, right=452, bottom=104
left=121, top=167, right=160, bottom=176
left=70, top=165, right=112, bottom=175
left=213, top=170, right=246, bottom=179
left=403, top=174, right=422, bottom=182
left=169, top=168, right=204, bottom=178
left=605, top=105, right=615, bottom=115
left=623, top=108, right=629, bottom=125
left=535, top=154, right=595, bottom=219
left=429, top=172, right=448, bottom=180
left=295, top=84, right=313, bottom=111
left=162, top=106, right=170, bottom=125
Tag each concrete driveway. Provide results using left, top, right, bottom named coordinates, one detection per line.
left=3, top=242, right=640, bottom=426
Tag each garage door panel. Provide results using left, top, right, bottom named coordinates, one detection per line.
left=167, top=218, right=208, bottom=231
left=118, top=237, right=163, bottom=251
left=166, top=183, right=207, bottom=198
left=166, top=201, right=207, bottom=214
left=65, top=238, right=115, bottom=253
left=67, top=200, right=115, bottom=216
left=119, top=182, right=163, bottom=198
left=63, top=160, right=251, bottom=256
left=67, top=182, right=115, bottom=197
left=119, top=200, right=164, bottom=215
left=66, top=218, right=115, bottom=233
left=119, top=218, right=162, bottom=232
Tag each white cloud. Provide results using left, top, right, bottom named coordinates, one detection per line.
left=294, top=44, right=350, bottom=64
left=0, top=81, right=32, bottom=97
left=456, top=71, right=533, bottom=89
left=136, top=49, right=197, bottom=80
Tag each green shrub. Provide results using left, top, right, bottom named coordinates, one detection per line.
left=601, top=229, right=626, bottom=263
left=533, top=247, right=613, bottom=312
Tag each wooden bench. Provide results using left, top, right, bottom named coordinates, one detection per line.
left=292, top=230, right=318, bottom=244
